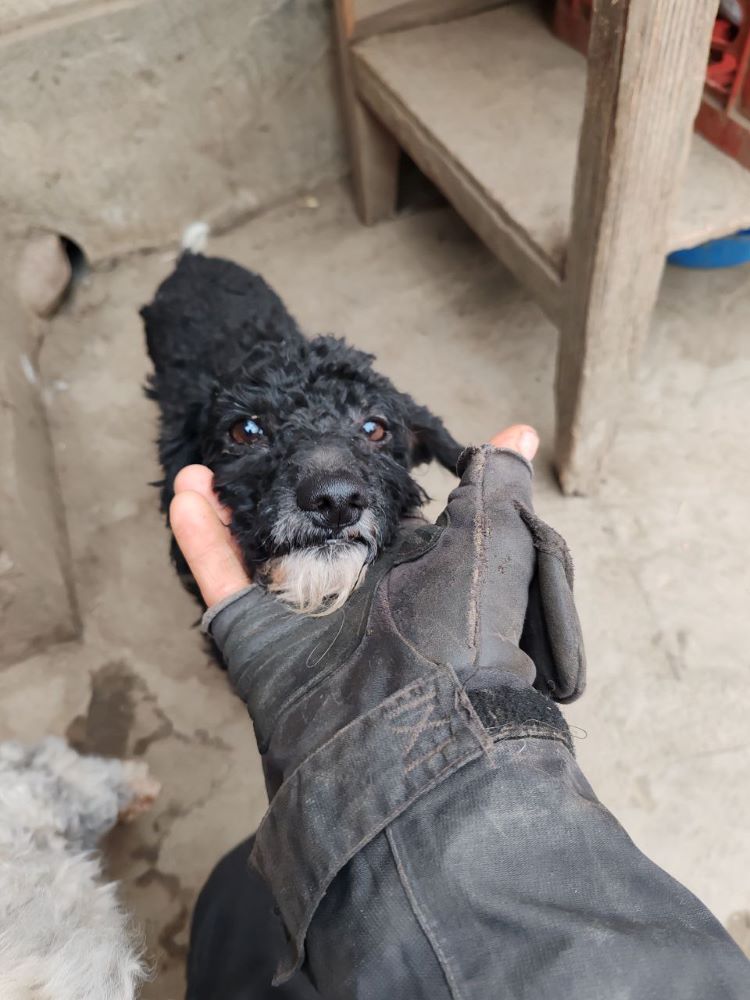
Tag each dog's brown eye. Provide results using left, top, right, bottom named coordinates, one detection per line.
left=362, top=418, right=388, bottom=442
left=230, top=417, right=264, bottom=445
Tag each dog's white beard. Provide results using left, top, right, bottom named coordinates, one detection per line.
left=266, top=542, right=370, bottom=616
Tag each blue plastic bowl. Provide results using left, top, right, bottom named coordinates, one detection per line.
left=668, top=228, right=750, bottom=268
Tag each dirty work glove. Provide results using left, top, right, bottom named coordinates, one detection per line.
left=200, top=448, right=750, bottom=1000
left=383, top=445, right=584, bottom=704
left=202, top=447, right=584, bottom=971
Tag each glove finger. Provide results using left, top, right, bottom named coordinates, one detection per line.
left=518, top=509, right=586, bottom=703
left=390, top=446, right=538, bottom=686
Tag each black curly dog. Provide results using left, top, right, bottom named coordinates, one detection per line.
left=142, top=251, right=462, bottom=613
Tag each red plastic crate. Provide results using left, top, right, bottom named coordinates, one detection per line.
left=552, top=0, right=750, bottom=172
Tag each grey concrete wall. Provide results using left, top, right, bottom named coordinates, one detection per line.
left=0, top=249, right=79, bottom=667
left=0, top=0, right=346, bottom=261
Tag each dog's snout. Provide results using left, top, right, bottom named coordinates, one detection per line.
left=296, top=471, right=367, bottom=529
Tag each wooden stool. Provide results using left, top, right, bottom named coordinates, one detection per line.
left=333, top=0, right=746, bottom=493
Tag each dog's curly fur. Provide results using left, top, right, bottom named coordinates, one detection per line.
left=142, top=251, right=462, bottom=612
left=0, top=738, right=158, bottom=1000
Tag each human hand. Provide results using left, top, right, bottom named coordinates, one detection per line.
left=169, top=424, right=540, bottom=608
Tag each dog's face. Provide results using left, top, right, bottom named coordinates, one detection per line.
left=198, top=335, right=461, bottom=611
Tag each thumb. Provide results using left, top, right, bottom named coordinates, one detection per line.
left=170, top=490, right=250, bottom=607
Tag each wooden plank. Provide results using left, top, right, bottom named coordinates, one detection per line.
left=554, top=0, right=717, bottom=495
left=354, top=6, right=581, bottom=272
left=353, top=5, right=750, bottom=263
left=353, top=34, right=564, bottom=320
left=334, top=0, right=400, bottom=225
left=352, top=0, right=503, bottom=42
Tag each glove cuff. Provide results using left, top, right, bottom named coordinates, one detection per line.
left=201, top=583, right=257, bottom=635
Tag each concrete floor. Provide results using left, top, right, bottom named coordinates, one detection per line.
left=1, top=180, right=749, bottom=995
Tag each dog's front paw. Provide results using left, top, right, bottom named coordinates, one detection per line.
left=118, top=760, right=161, bottom=822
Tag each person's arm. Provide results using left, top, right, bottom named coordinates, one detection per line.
left=173, top=429, right=750, bottom=1000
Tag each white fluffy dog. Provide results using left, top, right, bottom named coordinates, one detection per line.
left=0, top=737, right=159, bottom=1000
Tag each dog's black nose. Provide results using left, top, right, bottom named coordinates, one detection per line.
left=296, top=472, right=367, bottom=529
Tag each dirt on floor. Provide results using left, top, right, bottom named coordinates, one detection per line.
left=1, top=181, right=748, bottom=995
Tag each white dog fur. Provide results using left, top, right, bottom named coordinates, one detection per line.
left=267, top=541, right=370, bottom=616
left=0, top=737, right=159, bottom=1000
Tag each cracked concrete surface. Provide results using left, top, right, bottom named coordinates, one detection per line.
left=1, top=181, right=748, bottom=994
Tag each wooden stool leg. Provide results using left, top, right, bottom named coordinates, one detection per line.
left=555, top=0, right=716, bottom=495
left=350, top=102, right=401, bottom=224
left=334, top=0, right=400, bottom=224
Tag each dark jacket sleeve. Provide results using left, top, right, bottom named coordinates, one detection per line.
left=305, top=727, right=750, bottom=1000
left=204, top=448, right=750, bottom=1000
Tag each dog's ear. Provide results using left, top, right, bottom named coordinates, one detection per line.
left=145, top=362, right=218, bottom=515
left=157, top=403, right=205, bottom=514
left=407, top=403, right=463, bottom=474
